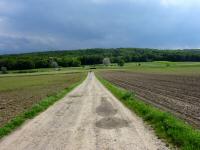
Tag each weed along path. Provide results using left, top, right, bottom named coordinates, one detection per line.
left=0, top=72, right=168, bottom=150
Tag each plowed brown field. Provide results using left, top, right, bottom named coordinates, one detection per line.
left=99, top=71, right=200, bottom=128
left=0, top=73, right=84, bottom=127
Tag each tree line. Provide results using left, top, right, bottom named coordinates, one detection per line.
left=1, top=48, right=200, bottom=70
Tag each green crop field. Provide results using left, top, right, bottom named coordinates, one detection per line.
left=0, top=72, right=84, bottom=91
left=96, top=61, right=200, bottom=75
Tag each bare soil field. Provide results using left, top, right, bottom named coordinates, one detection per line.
left=99, top=71, right=200, bottom=128
left=0, top=73, right=84, bottom=127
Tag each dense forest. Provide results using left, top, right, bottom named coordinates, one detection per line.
left=1, top=48, right=200, bottom=70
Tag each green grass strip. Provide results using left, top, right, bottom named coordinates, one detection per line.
left=0, top=75, right=86, bottom=139
left=97, top=75, right=200, bottom=150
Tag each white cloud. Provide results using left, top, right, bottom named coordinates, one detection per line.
left=91, top=0, right=200, bottom=7
left=90, top=0, right=138, bottom=4
left=160, top=0, right=200, bottom=7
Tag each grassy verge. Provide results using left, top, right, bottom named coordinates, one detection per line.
left=0, top=74, right=86, bottom=139
left=97, top=75, right=200, bottom=150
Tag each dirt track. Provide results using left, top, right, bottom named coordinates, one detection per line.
left=0, top=72, right=168, bottom=150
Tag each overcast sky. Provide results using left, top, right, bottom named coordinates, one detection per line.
left=0, top=0, right=200, bottom=54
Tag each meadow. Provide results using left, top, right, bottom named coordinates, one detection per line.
left=96, top=61, right=200, bottom=75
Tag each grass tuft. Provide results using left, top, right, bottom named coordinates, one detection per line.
left=97, top=75, right=200, bottom=150
left=0, top=76, right=85, bottom=139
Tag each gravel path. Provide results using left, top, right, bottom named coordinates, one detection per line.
left=0, top=72, right=168, bottom=150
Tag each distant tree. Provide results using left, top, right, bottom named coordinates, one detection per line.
left=15, top=59, right=35, bottom=70
left=118, top=59, right=125, bottom=66
left=0, top=59, right=16, bottom=70
left=35, top=59, right=49, bottom=68
left=50, top=61, right=58, bottom=68
left=79, top=55, right=103, bottom=65
left=72, top=59, right=81, bottom=67
left=2, top=48, right=200, bottom=70
left=1, top=66, right=8, bottom=74
left=59, top=58, right=73, bottom=67
left=103, top=58, right=111, bottom=66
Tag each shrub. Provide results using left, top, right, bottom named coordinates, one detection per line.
left=1, top=67, right=8, bottom=74
left=103, top=58, right=111, bottom=66
left=117, top=59, right=125, bottom=66
left=50, top=61, right=58, bottom=68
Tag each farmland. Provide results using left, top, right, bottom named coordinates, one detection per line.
left=97, top=61, right=200, bottom=75
left=0, top=61, right=200, bottom=149
left=0, top=72, right=85, bottom=127
left=99, top=69, right=200, bottom=128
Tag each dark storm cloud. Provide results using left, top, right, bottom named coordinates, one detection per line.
left=0, top=0, right=200, bottom=54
